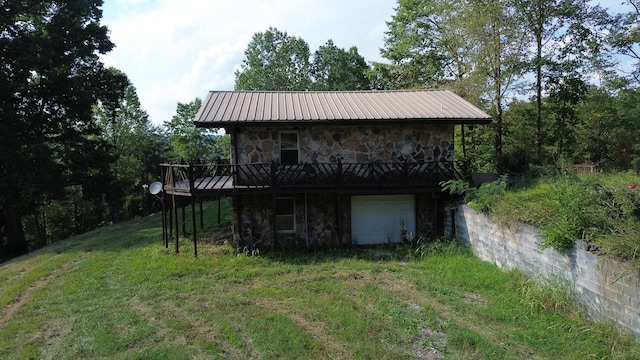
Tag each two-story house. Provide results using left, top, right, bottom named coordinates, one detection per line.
left=161, top=90, right=491, bottom=252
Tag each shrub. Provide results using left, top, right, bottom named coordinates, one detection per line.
left=440, top=176, right=507, bottom=212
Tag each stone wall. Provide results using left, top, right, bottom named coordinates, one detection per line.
left=233, top=193, right=443, bottom=249
left=233, top=193, right=351, bottom=249
left=445, top=204, right=640, bottom=338
left=233, top=124, right=454, bottom=165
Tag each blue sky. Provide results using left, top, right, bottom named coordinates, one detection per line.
left=100, top=0, right=397, bottom=126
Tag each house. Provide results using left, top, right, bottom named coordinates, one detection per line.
left=161, top=90, right=491, bottom=251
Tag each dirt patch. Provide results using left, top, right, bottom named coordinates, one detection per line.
left=462, top=292, right=488, bottom=306
left=413, top=328, right=447, bottom=360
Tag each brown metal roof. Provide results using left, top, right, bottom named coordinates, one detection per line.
left=194, top=90, right=492, bottom=127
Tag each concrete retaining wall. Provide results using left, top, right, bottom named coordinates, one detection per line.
left=444, top=204, right=640, bottom=338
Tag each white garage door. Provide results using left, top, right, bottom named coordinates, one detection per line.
left=351, top=195, right=416, bottom=245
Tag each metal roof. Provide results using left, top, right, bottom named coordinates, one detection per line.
left=194, top=90, right=492, bottom=127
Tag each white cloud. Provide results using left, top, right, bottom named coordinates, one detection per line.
left=100, top=0, right=396, bottom=125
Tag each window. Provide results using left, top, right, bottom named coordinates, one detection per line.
left=275, top=197, right=295, bottom=232
left=280, top=132, right=298, bottom=165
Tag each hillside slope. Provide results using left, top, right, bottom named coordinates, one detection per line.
left=1, top=207, right=639, bottom=359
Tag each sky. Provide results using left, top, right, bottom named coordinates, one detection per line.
left=100, top=0, right=397, bottom=126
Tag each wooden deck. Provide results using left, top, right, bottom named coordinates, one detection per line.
left=161, top=161, right=461, bottom=196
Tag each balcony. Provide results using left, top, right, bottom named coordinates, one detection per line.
left=161, top=160, right=461, bottom=196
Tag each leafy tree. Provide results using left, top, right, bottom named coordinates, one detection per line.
left=165, top=98, right=226, bottom=164
left=608, top=0, right=640, bottom=83
left=515, top=0, right=574, bottom=164
left=545, top=74, right=588, bottom=163
left=468, top=0, right=529, bottom=172
left=95, top=78, right=167, bottom=221
left=377, top=0, right=528, bottom=171
left=0, top=0, right=126, bottom=261
left=576, top=87, right=640, bottom=170
left=375, top=0, right=448, bottom=89
left=235, top=27, right=312, bottom=91
left=311, top=40, right=370, bottom=90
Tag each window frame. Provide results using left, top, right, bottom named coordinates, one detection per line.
left=279, top=132, right=299, bottom=165
left=275, top=197, right=296, bottom=233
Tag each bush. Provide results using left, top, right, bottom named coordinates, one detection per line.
left=440, top=176, right=507, bottom=212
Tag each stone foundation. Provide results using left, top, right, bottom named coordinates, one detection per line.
left=232, top=192, right=443, bottom=250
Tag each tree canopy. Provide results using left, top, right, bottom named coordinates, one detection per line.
left=0, top=0, right=128, bottom=260
left=165, top=98, right=226, bottom=164
left=235, top=27, right=312, bottom=91
left=235, top=27, right=371, bottom=91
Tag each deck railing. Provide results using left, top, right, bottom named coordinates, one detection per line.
left=161, top=160, right=461, bottom=195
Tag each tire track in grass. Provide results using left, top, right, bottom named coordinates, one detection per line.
left=254, top=297, right=351, bottom=359
left=0, top=253, right=88, bottom=325
left=374, top=269, right=545, bottom=360
left=128, top=295, right=258, bottom=359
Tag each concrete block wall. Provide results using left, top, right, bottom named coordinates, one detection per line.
left=445, top=204, right=640, bottom=338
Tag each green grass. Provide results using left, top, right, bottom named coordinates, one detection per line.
left=1, top=199, right=639, bottom=359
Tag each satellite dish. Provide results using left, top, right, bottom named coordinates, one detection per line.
left=149, top=181, right=163, bottom=195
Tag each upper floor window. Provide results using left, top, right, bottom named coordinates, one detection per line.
left=280, top=132, right=299, bottom=165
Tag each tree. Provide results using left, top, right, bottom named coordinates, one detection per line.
left=515, top=0, right=612, bottom=164
left=165, top=98, right=225, bottom=164
left=467, top=0, right=529, bottom=172
left=235, top=27, right=312, bottom=91
left=311, top=40, right=370, bottom=90
left=608, top=0, right=640, bottom=83
left=95, top=77, right=167, bottom=221
left=375, top=0, right=448, bottom=89
left=377, top=0, right=528, bottom=171
left=0, top=0, right=126, bottom=260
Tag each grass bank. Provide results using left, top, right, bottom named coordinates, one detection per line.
left=476, top=171, right=640, bottom=261
left=1, top=201, right=639, bottom=359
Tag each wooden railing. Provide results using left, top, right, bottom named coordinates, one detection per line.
left=161, top=160, right=461, bottom=195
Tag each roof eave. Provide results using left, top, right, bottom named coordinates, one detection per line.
left=194, top=117, right=493, bottom=128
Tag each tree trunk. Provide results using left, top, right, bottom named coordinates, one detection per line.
left=535, top=5, right=543, bottom=165
left=1, top=204, right=28, bottom=260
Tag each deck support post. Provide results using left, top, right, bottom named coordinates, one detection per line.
left=271, top=193, right=278, bottom=251
left=199, top=196, right=204, bottom=229
left=173, top=192, right=179, bottom=254
left=217, top=195, right=221, bottom=225
left=192, top=196, right=197, bottom=258
left=188, top=165, right=197, bottom=258
left=162, top=191, right=168, bottom=248
left=181, top=203, right=186, bottom=237
left=336, top=194, right=343, bottom=247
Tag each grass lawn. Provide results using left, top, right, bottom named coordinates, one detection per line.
left=1, top=200, right=639, bottom=359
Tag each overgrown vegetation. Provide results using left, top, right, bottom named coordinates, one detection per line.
left=443, top=170, right=640, bottom=263
left=2, top=201, right=639, bottom=359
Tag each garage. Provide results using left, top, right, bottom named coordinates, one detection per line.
left=351, top=194, right=416, bottom=245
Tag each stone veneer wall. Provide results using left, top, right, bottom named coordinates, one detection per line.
left=445, top=204, right=640, bottom=338
left=233, top=124, right=454, bottom=164
left=233, top=194, right=351, bottom=249
left=233, top=193, right=443, bottom=249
